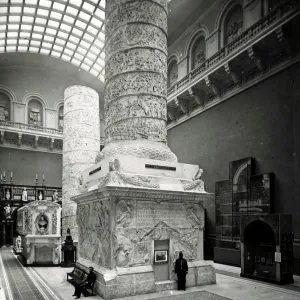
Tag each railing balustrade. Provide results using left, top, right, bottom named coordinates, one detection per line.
left=167, top=0, right=299, bottom=97
left=0, top=120, right=63, bottom=135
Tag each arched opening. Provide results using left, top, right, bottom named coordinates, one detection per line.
left=224, top=5, right=243, bottom=45
left=243, top=220, right=276, bottom=279
left=58, top=105, right=64, bottom=130
left=0, top=92, right=11, bottom=121
left=191, top=36, right=206, bottom=70
left=168, top=59, right=178, bottom=87
left=28, top=99, right=44, bottom=127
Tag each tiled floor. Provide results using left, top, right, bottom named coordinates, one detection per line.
left=33, top=262, right=300, bottom=300
left=1, top=251, right=300, bottom=300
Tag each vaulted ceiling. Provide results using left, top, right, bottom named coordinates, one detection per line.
left=0, top=0, right=214, bottom=82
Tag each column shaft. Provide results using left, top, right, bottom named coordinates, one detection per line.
left=62, top=85, right=100, bottom=240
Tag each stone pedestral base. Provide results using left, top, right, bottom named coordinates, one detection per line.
left=77, top=258, right=215, bottom=300
left=73, top=155, right=216, bottom=299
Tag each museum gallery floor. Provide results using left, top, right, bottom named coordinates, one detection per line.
left=1, top=249, right=300, bottom=300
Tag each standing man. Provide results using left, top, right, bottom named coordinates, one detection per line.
left=175, top=251, right=188, bottom=291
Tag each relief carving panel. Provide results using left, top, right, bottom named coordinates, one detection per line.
left=105, top=72, right=167, bottom=101
left=105, top=24, right=167, bottom=61
left=113, top=199, right=204, bottom=267
left=105, top=49, right=167, bottom=81
left=104, top=118, right=166, bottom=142
left=77, top=201, right=110, bottom=268
left=106, top=0, right=167, bottom=38
left=105, top=95, right=167, bottom=127
left=106, top=0, right=168, bottom=20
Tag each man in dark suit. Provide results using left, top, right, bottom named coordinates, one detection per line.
left=72, top=266, right=96, bottom=299
left=175, top=251, right=188, bottom=291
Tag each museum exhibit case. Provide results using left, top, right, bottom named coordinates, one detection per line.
left=240, top=214, right=294, bottom=284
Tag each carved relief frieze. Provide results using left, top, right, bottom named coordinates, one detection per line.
left=116, top=199, right=136, bottom=228
left=105, top=95, right=167, bottom=127
left=105, top=49, right=167, bottom=81
left=52, top=213, right=57, bottom=234
left=105, top=24, right=167, bottom=61
left=181, top=179, right=205, bottom=192
left=77, top=201, right=111, bottom=268
left=25, top=208, right=32, bottom=233
left=113, top=229, right=152, bottom=267
left=106, top=0, right=167, bottom=38
left=104, top=118, right=166, bottom=142
left=105, top=72, right=167, bottom=102
left=106, top=0, right=168, bottom=18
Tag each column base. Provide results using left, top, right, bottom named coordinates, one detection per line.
left=96, top=140, right=178, bottom=163
left=77, top=258, right=216, bottom=300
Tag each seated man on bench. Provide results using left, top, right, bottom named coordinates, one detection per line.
left=72, top=266, right=96, bottom=299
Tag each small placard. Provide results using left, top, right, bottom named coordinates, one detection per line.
left=275, top=252, right=281, bottom=262
left=145, top=164, right=176, bottom=171
left=89, top=166, right=101, bottom=176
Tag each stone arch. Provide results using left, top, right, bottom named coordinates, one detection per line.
left=215, top=0, right=244, bottom=48
left=55, top=100, right=64, bottom=130
left=0, top=86, right=17, bottom=122
left=167, top=54, right=179, bottom=87
left=185, top=26, right=209, bottom=72
left=243, top=219, right=276, bottom=244
left=23, top=93, right=49, bottom=127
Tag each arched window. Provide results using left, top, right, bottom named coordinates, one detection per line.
left=168, top=59, right=178, bottom=87
left=224, top=5, right=243, bottom=45
left=0, top=92, right=11, bottom=121
left=191, top=36, right=206, bottom=70
left=28, top=99, right=43, bottom=126
left=58, top=105, right=64, bottom=130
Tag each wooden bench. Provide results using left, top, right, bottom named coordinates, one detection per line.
left=67, top=263, right=96, bottom=296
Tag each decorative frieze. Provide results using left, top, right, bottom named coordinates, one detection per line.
left=106, top=0, right=167, bottom=38
left=105, top=24, right=167, bottom=62
left=105, top=49, right=167, bottom=82
left=105, top=95, right=167, bottom=128
left=62, top=85, right=101, bottom=241
left=99, top=0, right=176, bottom=163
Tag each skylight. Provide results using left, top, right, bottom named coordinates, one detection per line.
left=0, top=0, right=106, bottom=82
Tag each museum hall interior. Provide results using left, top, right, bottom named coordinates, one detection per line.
left=0, top=0, right=300, bottom=300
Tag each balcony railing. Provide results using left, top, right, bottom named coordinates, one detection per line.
left=167, top=0, right=300, bottom=97
left=0, top=120, right=63, bottom=136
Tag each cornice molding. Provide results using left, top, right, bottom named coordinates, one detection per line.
left=167, top=54, right=300, bottom=130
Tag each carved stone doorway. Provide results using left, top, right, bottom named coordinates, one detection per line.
left=154, top=240, right=170, bottom=282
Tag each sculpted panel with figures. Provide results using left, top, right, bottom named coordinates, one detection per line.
left=77, top=200, right=111, bottom=268
left=113, top=199, right=204, bottom=267
left=105, top=95, right=167, bottom=128
left=106, top=0, right=167, bottom=37
left=105, top=49, right=167, bottom=82
left=105, top=24, right=167, bottom=61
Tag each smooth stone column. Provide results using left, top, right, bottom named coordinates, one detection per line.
left=62, top=85, right=100, bottom=240
left=97, top=0, right=177, bottom=163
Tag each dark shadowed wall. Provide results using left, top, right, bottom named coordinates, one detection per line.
left=0, top=148, right=62, bottom=187
left=167, top=62, right=300, bottom=273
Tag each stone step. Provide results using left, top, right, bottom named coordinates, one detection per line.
left=155, top=280, right=177, bottom=292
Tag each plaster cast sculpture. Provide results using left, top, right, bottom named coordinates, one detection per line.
left=22, top=188, right=28, bottom=201
left=73, top=1, right=216, bottom=298
left=4, top=204, right=12, bottom=219
left=62, top=85, right=100, bottom=241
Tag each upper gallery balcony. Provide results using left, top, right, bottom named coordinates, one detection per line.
left=166, top=0, right=300, bottom=127
left=0, top=120, right=104, bottom=153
